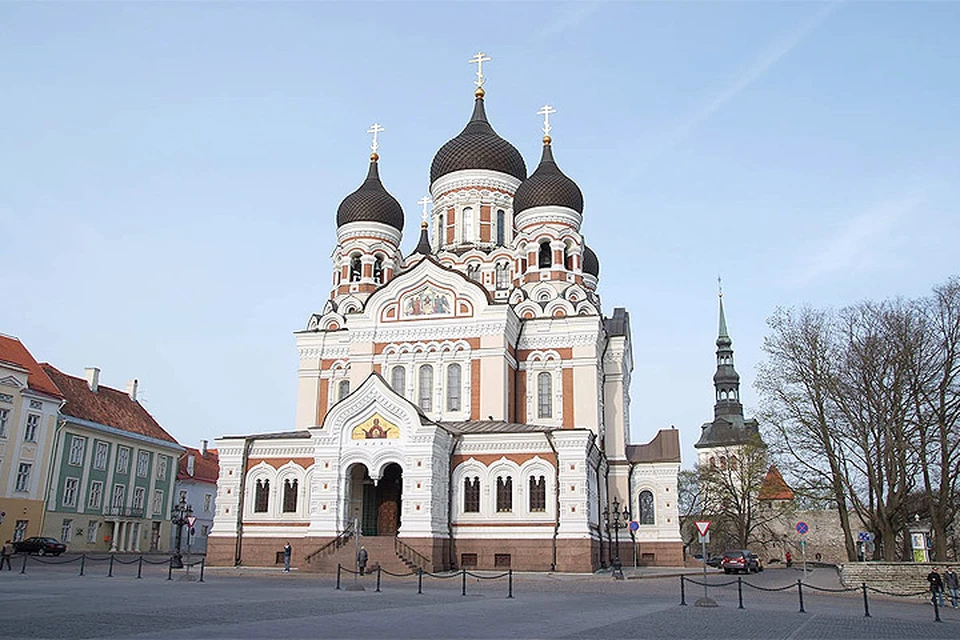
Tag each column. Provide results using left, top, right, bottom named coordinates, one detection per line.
left=110, top=521, right=119, bottom=552
left=133, top=522, right=141, bottom=552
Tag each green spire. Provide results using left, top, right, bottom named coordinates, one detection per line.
left=718, top=295, right=729, bottom=340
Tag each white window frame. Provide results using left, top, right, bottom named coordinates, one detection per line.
left=112, top=484, right=126, bottom=510
left=86, top=520, right=99, bottom=544
left=157, top=456, right=167, bottom=481
left=13, top=520, right=28, bottom=542
left=0, top=407, right=8, bottom=437
left=203, top=493, right=212, bottom=513
left=418, top=364, right=434, bottom=412
left=24, top=413, right=39, bottom=442
left=69, top=436, right=86, bottom=466
left=116, top=447, right=130, bottom=474
left=61, top=518, right=73, bottom=543
left=62, top=477, right=79, bottom=507
left=133, top=486, right=145, bottom=511
left=136, top=451, right=149, bottom=478
left=93, top=441, right=108, bottom=470
left=152, top=490, right=164, bottom=516
left=446, top=363, right=462, bottom=412
left=88, top=480, right=103, bottom=509
left=15, top=462, right=31, bottom=492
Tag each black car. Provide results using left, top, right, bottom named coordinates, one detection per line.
left=13, top=537, right=67, bottom=556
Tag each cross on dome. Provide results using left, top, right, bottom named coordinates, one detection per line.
left=417, top=195, right=432, bottom=226
left=537, top=104, right=557, bottom=140
left=367, top=123, right=384, bottom=158
left=469, top=51, right=491, bottom=94
left=718, top=275, right=723, bottom=298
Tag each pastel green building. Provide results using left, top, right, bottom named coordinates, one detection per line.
left=41, top=365, right=182, bottom=552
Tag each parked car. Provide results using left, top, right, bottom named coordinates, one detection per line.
left=721, top=550, right=762, bottom=574
left=13, top=537, right=67, bottom=556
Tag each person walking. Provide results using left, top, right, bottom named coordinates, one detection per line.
left=0, top=540, right=13, bottom=571
left=785, top=552, right=792, bottom=568
left=283, top=542, right=292, bottom=573
left=927, top=566, right=945, bottom=607
left=357, top=545, right=368, bottom=576
left=944, top=566, right=959, bottom=609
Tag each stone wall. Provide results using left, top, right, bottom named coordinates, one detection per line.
left=839, top=562, right=937, bottom=597
left=754, top=507, right=864, bottom=565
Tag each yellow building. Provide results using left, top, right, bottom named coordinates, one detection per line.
left=0, top=335, right=64, bottom=544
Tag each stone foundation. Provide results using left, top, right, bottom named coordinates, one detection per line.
left=839, top=562, right=940, bottom=597
left=634, top=541, right=684, bottom=567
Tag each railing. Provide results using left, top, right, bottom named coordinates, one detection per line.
left=395, top=536, right=430, bottom=570
left=304, top=523, right=354, bottom=564
left=103, top=506, right=146, bottom=518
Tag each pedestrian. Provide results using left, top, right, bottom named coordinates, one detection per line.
left=0, top=540, right=13, bottom=571
left=357, top=545, right=368, bottom=576
left=927, top=566, right=945, bottom=607
left=945, top=566, right=959, bottom=609
left=785, top=551, right=792, bottom=568
left=283, top=542, right=292, bottom=573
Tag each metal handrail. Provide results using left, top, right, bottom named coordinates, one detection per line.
left=395, top=536, right=430, bottom=570
left=304, top=523, right=354, bottom=563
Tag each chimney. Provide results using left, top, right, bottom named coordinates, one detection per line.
left=187, top=454, right=195, bottom=477
left=200, top=439, right=208, bottom=456
left=84, top=367, right=100, bottom=393
left=127, top=378, right=139, bottom=401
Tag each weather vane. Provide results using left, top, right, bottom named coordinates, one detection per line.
left=417, top=195, right=432, bottom=226
left=367, top=123, right=384, bottom=158
left=469, top=51, right=491, bottom=95
left=537, top=104, right=557, bottom=141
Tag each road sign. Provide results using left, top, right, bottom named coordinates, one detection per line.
left=796, top=521, right=809, bottom=535
left=629, top=521, right=639, bottom=532
left=858, top=531, right=872, bottom=542
left=186, top=515, right=197, bottom=528
left=695, top=521, right=711, bottom=537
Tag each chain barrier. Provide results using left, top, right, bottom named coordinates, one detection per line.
left=679, top=574, right=946, bottom=622
left=23, top=555, right=82, bottom=565
left=14, top=553, right=203, bottom=581
left=335, top=563, right=514, bottom=598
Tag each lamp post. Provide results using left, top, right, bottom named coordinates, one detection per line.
left=170, top=494, right=193, bottom=569
left=603, top=497, right=630, bottom=580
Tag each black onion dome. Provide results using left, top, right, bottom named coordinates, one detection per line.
left=513, top=143, right=584, bottom=214
left=430, top=98, right=527, bottom=184
left=412, top=223, right=432, bottom=256
left=583, top=244, right=599, bottom=277
left=336, top=159, right=405, bottom=231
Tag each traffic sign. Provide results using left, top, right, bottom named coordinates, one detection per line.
left=796, top=521, right=809, bottom=535
left=629, top=521, right=639, bottom=532
left=695, top=521, right=711, bottom=537
left=186, top=515, right=197, bottom=528
left=858, top=531, right=872, bottom=542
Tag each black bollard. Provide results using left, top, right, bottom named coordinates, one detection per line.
left=199, top=558, right=205, bottom=582
left=508, top=569, right=513, bottom=599
left=375, top=565, right=381, bottom=592
left=137, top=556, right=143, bottom=579
left=168, top=556, right=173, bottom=580
left=679, top=575, right=687, bottom=606
left=861, top=583, right=870, bottom=617
left=933, top=594, right=941, bottom=622
left=738, top=576, right=744, bottom=609
left=108, top=554, right=114, bottom=578
left=797, top=580, right=805, bottom=613
left=20, top=554, right=27, bottom=575
left=79, top=554, right=85, bottom=576
left=462, top=568, right=467, bottom=596
left=336, top=564, right=341, bottom=590
left=418, top=567, right=423, bottom=595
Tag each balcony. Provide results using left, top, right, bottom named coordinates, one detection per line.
left=103, top=506, right=146, bottom=518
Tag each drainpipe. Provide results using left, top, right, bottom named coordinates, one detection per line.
left=545, top=431, right=560, bottom=572
left=234, top=437, right=255, bottom=566
left=42, top=416, right=68, bottom=536
left=446, top=433, right=461, bottom=571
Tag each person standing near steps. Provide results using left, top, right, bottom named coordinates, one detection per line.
left=357, top=546, right=368, bottom=576
left=945, top=566, right=959, bottom=609
left=0, top=540, right=13, bottom=571
left=283, top=542, right=292, bottom=573
left=927, top=566, right=945, bottom=607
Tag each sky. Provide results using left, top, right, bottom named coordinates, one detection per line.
left=2, top=1, right=959, bottom=469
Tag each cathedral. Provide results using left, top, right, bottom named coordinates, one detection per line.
left=208, top=57, right=683, bottom=572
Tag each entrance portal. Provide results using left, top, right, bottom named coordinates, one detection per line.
left=353, top=463, right=403, bottom=536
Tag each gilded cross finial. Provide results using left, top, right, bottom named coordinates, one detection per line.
left=417, top=195, right=432, bottom=228
left=469, top=51, right=491, bottom=96
left=537, top=104, right=557, bottom=144
left=367, top=123, right=384, bottom=160
left=718, top=275, right=723, bottom=298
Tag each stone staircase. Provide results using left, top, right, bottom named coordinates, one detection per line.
left=302, top=535, right=418, bottom=574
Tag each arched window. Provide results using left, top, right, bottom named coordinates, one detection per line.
left=538, top=241, right=552, bottom=268
left=254, top=479, right=269, bottom=513
left=529, top=475, right=546, bottom=512
left=464, top=477, right=480, bottom=513
left=496, top=476, right=513, bottom=512
left=282, top=479, right=298, bottom=513
left=496, top=210, right=505, bottom=246
left=564, top=243, right=572, bottom=270
left=639, top=490, right=655, bottom=525
left=391, top=366, right=406, bottom=395
left=373, top=256, right=384, bottom=284
left=495, top=261, right=509, bottom=289
left=418, top=365, right=434, bottom=411
left=338, top=379, right=350, bottom=401
left=462, top=207, right=474, bottom=243
left=537, top=372, right=553, bottom=419
left=446, top=363, right=462, bottom=412
left=349, top=255, right=362, bottom=282
left=466, top=263, right=479, bottom=281
left=437, top=213, right=445, bottom=246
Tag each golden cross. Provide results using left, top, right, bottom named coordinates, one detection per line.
left=367, top=123, right=384, bottom=154
left=469, top=51, right=491, bottom=88
left=417, top=195, right=432, bottom=224
left=537, top=104, right=557, bottom=137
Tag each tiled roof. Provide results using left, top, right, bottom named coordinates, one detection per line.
left=626, top=428, right=681, bottom=463
left=41, top=364, right=179, bottom=445
left=0, top=335, right=63, bottom=399
left=759, top=465, right=795, bottom=501
left=437, top=420, right=555, bottom=435
left=177, top=446, right=220, bottom=484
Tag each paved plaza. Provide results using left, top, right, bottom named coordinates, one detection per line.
left=1, top=561, right=958, bottom=639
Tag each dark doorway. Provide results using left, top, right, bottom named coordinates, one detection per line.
left=360, top=463, right=403, bottom=536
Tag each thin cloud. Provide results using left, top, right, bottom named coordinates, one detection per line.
left=649, top=2, right=841, bottom=159
left=539, top=2, right=603, bottom=39
left=789, top=191, right=923, bottom=286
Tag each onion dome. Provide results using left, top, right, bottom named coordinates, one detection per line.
left=412, top=221, right=432, bottom=256
left=583, top=244, right=599, bottom=277
left=513, top=140, right=583, bottom=214
left=336, top=157, right=405, bottom=231
left=430, top=97, right=527, bottom=184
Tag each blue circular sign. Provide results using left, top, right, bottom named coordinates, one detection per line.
left=796, top=521, right=809, bottom=535
left=629, top=521, right=639, bottom=532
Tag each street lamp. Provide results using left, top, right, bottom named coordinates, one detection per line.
left=603, top=497, right=630, bottom=580
left=170, top=494, right=193, bottom=569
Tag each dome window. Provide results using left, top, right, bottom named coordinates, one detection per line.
left=462, top=207, right=475, bottom=243
left=538, top=241, right=552, bottom=268
left=373, top=256, right=384, bottom=284
left=496, top=210, right=506, bottom=246
left=349, top=255, right=362, bottom=282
